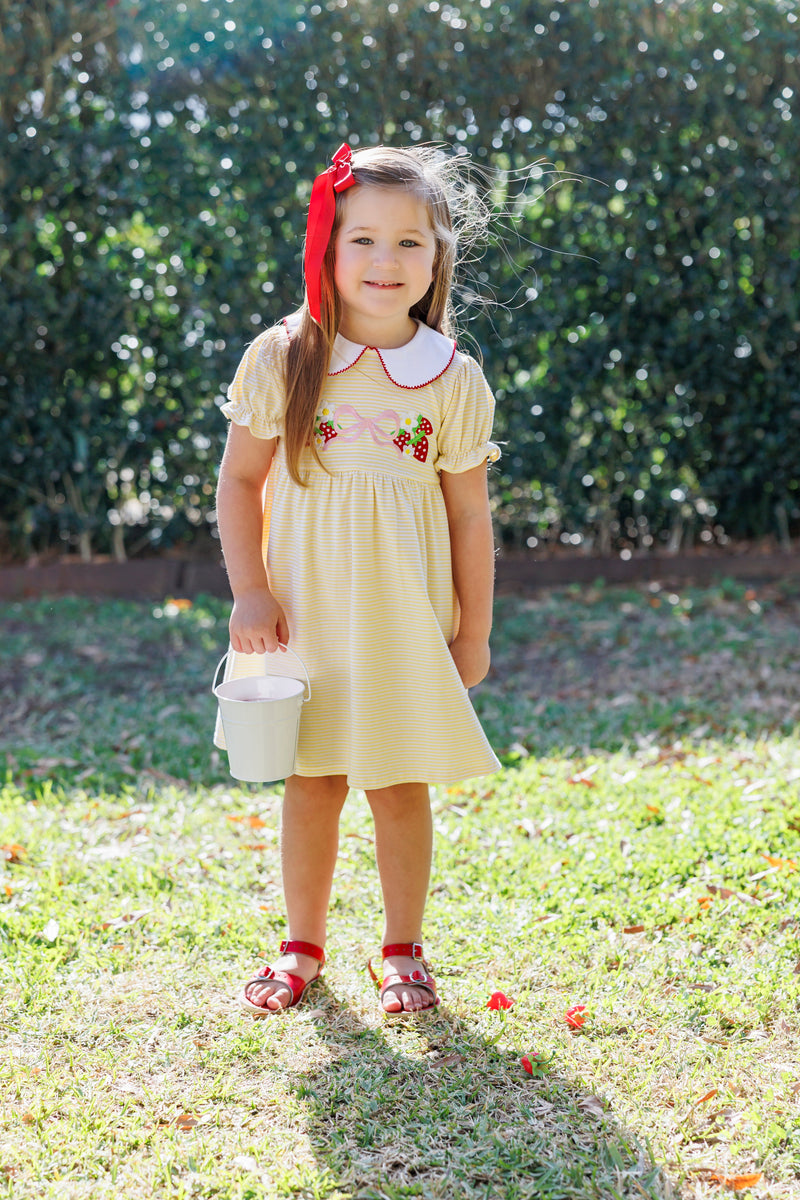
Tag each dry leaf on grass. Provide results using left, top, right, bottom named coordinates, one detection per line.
left=1, top=844, right=26, bottom=863
left=567, top=764, right=599, bottom=787
left=226, top=814, right=268, bottom=828
left=162, top=1112, right=209, bottom=1132
left=761, top=853, right=798, bottom=871
left=706, top=885, right=759, bottom=905
left=577, top=1095, right=607, bottom=1119
left=431, top=1053, right=466, bottom=1069
left=704, top=1171, right=763, bottom=1191
left=99, top=910, right=151, bottom=931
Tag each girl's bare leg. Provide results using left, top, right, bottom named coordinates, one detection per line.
left=366, top=782, right=434, bottom=1013
left=244, top=773, right=348, bottom=1011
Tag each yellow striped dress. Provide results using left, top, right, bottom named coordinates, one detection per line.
left=215, top=317, right=501, bottom=790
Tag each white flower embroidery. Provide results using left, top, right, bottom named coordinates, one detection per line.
left=315, top=404, right=339, bottom=448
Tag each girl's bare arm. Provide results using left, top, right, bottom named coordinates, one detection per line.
left=440, top=463, right=495, bottom=688
left=216, top=423, right=289, bottom=653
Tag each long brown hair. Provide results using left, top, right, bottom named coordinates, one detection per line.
left=283, top=145, right=460, bottom=485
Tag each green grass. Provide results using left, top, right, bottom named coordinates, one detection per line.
left=1, top=582, right=799, bottom=1199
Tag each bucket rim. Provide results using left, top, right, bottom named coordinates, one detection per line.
left=212, top=647, right=311, bottom=703
left=214, top=675, right=306, bottom=703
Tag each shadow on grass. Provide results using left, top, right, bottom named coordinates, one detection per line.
left=2, top=589, right=799, bottom=784
left=285, top=981, right=676, bottom=1200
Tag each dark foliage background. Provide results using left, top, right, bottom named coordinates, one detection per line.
left=1, top=0, right=798, bottom=561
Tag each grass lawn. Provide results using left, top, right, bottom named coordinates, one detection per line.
left=1, top=580, right=799, bottom=1199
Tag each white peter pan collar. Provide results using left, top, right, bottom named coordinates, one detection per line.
left=283, top=315, right=457, bottom=389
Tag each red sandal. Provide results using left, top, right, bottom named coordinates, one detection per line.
left=238, top=939, right=325, bottom=1016
left=368, top=942, right=440, bottom=1015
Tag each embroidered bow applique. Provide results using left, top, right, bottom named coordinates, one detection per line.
left=313, top=406, right=433, bottom=463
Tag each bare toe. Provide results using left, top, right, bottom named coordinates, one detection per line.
left=246, top=981, right=289, bottom=1011
left=382, top=988, right=404, bottom=1013
left=381, top=983, right=434, bottom=1014
left=266, top=986, right=291, bottom=1011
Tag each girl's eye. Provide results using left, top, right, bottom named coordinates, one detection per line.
left=351, top=237, right=421, bottom=247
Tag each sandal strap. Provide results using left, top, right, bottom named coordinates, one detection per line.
left=380, top=967, right=440, bottom=1007
left=243, top=968, right=308, bottom=1000
left=382, top=968, right=435, bottom=989
left=381, top=941, right=424, bottom=960
left=280, top=938, right=325, bottom=966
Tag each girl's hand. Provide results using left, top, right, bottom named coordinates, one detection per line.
left=229, top=588, right=290, bottom=655
left=449, top=634, right=490, bottom=689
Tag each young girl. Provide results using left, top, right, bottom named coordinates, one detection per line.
left=215, top=143, right=500, bottom=1016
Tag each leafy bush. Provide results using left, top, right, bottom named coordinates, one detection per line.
left=1, top=0, right=797, bottom=559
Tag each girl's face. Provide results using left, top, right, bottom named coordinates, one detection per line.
left=333, top=185, right=437, bottom=348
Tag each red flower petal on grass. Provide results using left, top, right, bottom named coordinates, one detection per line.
left=486, top=990, right=515, bottom=1011
left=564, top=1004, right=587, bottom=1029
left=521, top=1054, right=537, bottom=1074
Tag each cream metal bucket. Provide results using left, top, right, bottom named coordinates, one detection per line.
left=212, top=648, right=311, bottom=783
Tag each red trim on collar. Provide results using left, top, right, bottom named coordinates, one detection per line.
left=282, top=315, right=457, bottom=390
left=329, top=344, right=369, bottom=377
left=328, top=341, right=456, bottom=390
left=373, top=341, right=456, bottom=389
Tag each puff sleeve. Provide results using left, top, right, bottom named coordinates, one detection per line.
left=220, top=324, right=288, bottom=439
left=435, top=354, right=501, bottom=474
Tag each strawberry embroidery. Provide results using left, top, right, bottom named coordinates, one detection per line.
left=314, top=404, right=339, bottom=448
left=393, top=413, right=433, bottom=463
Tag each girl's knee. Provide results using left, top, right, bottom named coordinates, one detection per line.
left=286, top=774, right=349, bottom=809
left=366, top=782, right=430, bottom=815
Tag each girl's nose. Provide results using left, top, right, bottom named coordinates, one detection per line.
left=372, top=244, right=399, bottom=268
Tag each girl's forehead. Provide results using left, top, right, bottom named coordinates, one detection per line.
left=339, top=184, right=433, bottom=229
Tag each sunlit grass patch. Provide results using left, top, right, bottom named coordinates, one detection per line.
left=1, top=585, right=799, bottom=1198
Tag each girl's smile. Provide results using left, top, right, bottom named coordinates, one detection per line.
left=334, top=185, right=437, bottom=347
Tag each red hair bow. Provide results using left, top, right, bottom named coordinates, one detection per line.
left=305, top=143, right=357, bottom=324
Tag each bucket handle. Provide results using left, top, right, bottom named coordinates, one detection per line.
left=212, top=646, right=311, bottom=702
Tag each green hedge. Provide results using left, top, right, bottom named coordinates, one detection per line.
left=1, top=0, right=798, bottom=560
